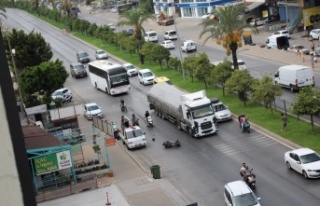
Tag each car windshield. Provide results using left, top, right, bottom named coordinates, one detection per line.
left=300, top=153, right=320, bottom=164
left=88, top=105, right=99, bottom=111
left=110, top=73, right=129, bottom=86
left=126, top=129, right=143, bottom=139
left=74, top=65, right=85, bottom=70
left=234, top=193, right=258, bottom=206
left=213, top=104, right=227, bottom=112
left=125, top=65, right=135, bottom=70
left=79, top=52, right=88, bottom=58
left=149, top=33, right=157, bottom=37
left=143, top=72, right=153, bottom=77
left=192, top=105, right=214, bottom=119
left=97, top=50, right=105, bottom=54
left=169, top=32, right=176, bottom=35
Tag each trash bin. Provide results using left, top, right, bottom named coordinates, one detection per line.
left=150, top=165, right=161, bottom=179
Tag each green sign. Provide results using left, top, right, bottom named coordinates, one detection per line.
left=34, top=153, right=59, bottom=175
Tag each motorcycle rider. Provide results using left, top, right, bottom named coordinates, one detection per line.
left=120, top=99, right=126, bottom=111
left=132, top=114, right=138, bottom=126
left=145, top=111, right=150, bottom=123
left=240, top=163, right=255, bottom=182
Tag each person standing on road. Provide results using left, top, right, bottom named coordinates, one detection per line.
left=300, top=50, right=305, bottom=62
left=311, top=53, right=315, bottom=68
left=311, top=40, right=315, bottom=51
left=281, top=113, right=288, bottom=132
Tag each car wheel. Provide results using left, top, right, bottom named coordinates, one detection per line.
left=286, top=161, right=292, bottom=170
left=303, top=170, right=309, bottom=179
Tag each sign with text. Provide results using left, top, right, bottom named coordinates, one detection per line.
left=34, top=151, right=72, bottom=175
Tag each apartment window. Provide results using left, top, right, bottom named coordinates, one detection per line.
left=196, top=0, right=206, bottom=2
left=181, top=0, right=194, bottom=3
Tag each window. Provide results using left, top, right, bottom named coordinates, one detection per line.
left=197, top=7, right=207, bottom=15
left=181, top=0, right=194, bottom=2
left=224, top=189, right=232, bottom=204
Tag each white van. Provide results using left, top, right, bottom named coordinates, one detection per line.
left=144, top=31, right=159, bottom=43
left=164, top=30, right=177, bottom=40
left=274, top=65, right=315, bottom=92
left=211, top=98, right=232, bottom=122
left=274, top=29, right=290, bottom=39
left=266, top=35, right=289, bottom=50
left=121, top=126, right=147, bottom=149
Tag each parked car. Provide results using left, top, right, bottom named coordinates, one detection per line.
left=288, top=45, right=310, bottom=55
left=84, top=103, right=103, bottom=120
left=284, top=148, right=320, bottom=178
left=76, top=51, right=90, bottom=63
left=160, top=40, right=175, bottom=49
left=107, top=23, right=116, bottom=30
left=233, top=59, right=247, bottom=70
left=224, top=180, right=261, bottom=206
left=164, top=30, right=177, bottom=40
left=181, top=40, right=197, bottom=52
left=309, top=29, right=320, bottom=40
left=95, top=50, right=108, bottom=60
left=70, top=63, right=87, bottom=78
left=126, top=28, right=134, bottom=36
left=138, top=69, right=155, bottom=85
left=274, top=30, right=290, bottom=39
left=110, top=7, right=117, bottom=13
left=123, top=63, right=138, bottom=77
left=51, top=88, right=73, bottom=103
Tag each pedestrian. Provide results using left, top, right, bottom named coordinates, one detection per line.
left=311, top=53, right=315, bottom=68
left=300, top=50, right=305, bottom=62
left=311, top=40, right=315, bottom=51
left=281, top=113, right=288, bottom=132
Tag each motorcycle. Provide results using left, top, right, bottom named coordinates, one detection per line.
left=242, top=121, right=250, bottom=133
left=121, top=105, right=127, bottom=113
left=241, top=169, right=256, bottom=189
left=146, top=116, right=153, bottom=127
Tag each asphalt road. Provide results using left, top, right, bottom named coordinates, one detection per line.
left=4, top=9, right=320, bottom=206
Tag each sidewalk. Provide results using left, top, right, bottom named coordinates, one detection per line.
left=38, top=116, right=189, bottom=206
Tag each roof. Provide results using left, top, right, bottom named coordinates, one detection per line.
left=22, top=125, right=62, bottom=150
left=279, top=65, right=312, bottom=71
left=225, top=180, right=251, bottom=196
left=89, top=60, right=123, bottom=71
left=291, top=148, right=315, bottom=156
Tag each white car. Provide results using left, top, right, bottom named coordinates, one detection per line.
left=211, top=98, right=232, bottom=122
left=107, top=23, right=116, bottom=30
left=160, top=40, right=175, bottom=49
left=123, top=63, right=138, bottom=77
left=138, top=69, right=155, bottom=85
left=310, top=29, right=320, bottom=40
left=95, top=50, right=108, bottom=60
left=224, top=180, right=261, bottom=206
left=181, top=40, right=197, bottom=53
left=110, top=7, right=117, bottom=13
left=51, top=88, right=73, bottom=103
left=83, top=103, right=103, bottom=120
left=285, top=148, right=320, bottom=178
left=274, top=30, right=290, bottom=39
left=234, top=59, right=247, bottom=70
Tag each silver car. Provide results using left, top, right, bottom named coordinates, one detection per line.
left=95, top=50, right=108, bottom=60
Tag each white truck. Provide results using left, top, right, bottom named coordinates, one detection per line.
left=119, top=124, right=147, bottom=150
left=274, top=64, right=315, bottom=92
left=147, top=83, right=218, bottom=138
left=266, top=35, right=289, bottom=50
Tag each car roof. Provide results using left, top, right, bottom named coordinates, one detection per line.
left=140, top=69, right=151, bottom=73
left=225, top=181, right=251, bottom=196
left=85, top=102, right=98, bottom=107
left=70, top=62, right=83, bottom=66
left=96, top=49, right=105, bottom=52
left=123, top=63, right=133, bottom=66
left=124, top=125, right=142, bottom=132
left=291, top=148, right=315, bottom=156
left=184, top=39, right=194, bottom=43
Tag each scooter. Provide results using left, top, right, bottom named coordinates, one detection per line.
left=241, top=169, right=256, bottom=189
left=146, top=116, right=153, bottom=127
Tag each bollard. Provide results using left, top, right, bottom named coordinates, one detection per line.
left=106, top=192, right=111, bottom=205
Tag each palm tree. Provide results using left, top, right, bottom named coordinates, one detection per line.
left=60, top=0, right=72, bottom=17
left=200, top=4, right=258, bottom=69
left=117, top=8, right=155, bottom=64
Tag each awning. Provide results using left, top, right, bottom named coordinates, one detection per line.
left=246, top=2, right=265, bottom=11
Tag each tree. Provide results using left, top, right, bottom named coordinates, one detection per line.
left=225, top=70, right=255, bottom=106
left=141, top=41, right=156, bottom=63
left=168, top=57, right=181, bottom=72
left=199, top=4, right=257, bottom=69
left=291, top=86, right=320, bottom=132
left=20, top=60, right=68, bottom=99
left=152, top=44, right=170, bottom=69
left=117, top=9, right=155, bottom=64
left=251, top=75, right=282, bottom=111
left=60, top=0, right=72, bottom=17
left=210, top=60, right=233, bottom=96
left=4, top=29, right=53, bottom=71
left=194, top=53, right=212, bottom=89
left=183, top=54, right=198, bottom=82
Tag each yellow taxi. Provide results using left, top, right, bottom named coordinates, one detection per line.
left=153, top=76, right=173, bottom=85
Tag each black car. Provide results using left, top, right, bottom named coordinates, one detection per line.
left=126, top=28, right=134, bottom=35
left=76, top=51, right=90, bottom=63
left=70, top=63, right=87, bottom=78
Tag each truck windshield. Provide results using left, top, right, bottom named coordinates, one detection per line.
left=191, top=105, right=214, bottom=119
left=126, top=129, right=143, bottom=139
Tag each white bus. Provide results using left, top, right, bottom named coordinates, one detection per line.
left=88, top=60, right=130, bottom=95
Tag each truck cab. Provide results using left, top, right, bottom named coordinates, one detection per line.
left=120, top=125, right=147, bottom=150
